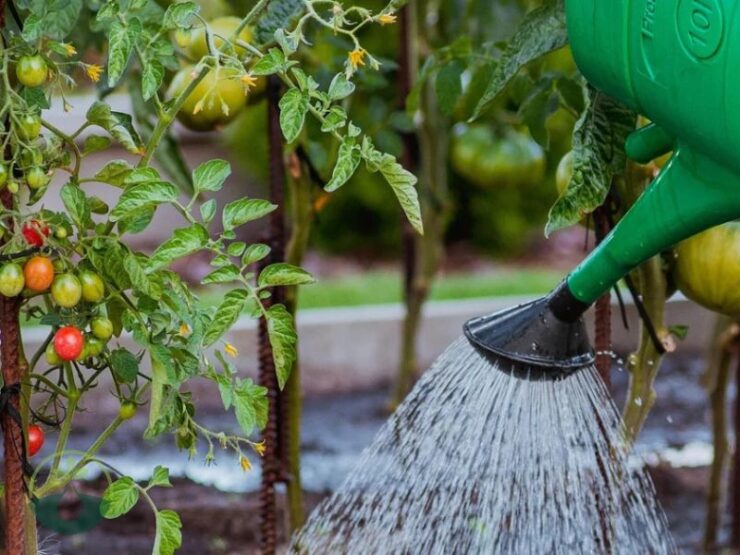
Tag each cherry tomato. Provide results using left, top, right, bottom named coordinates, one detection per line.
left=27, top=425, right=44, bottom=457
left=25, top=167, right=49, bottom=190
left=91, top=316, right=114, bottom=340
left=0, top=164, right=8, bottom=187
left=21, top=220, right=50, bottom=247
left=7, top=181, right=19, bottom=194
left=16, top=55, right=48, bottom=88
left=45, top=342, right=62, bottom=365
left=53, top=325, right=84, bottom=361
left=168, top=66, right=245, bottom=131
left=674, top=221, right=740, bottom=316
left=23, top=256, right=54, bottom=292
left=85, top=336, right=105, bottom=357
left=54, top=227, right=68, bottom=240
left=51, top=273, right=82, bottom=308
left=118, top=402, right=137, bottom=421
left=16, top=113, right=42, bottom=141
left=186, top=17, right=253, bottom=60
left=79, top=270, right=105, bottom=303
left=0, top=263, right=25, bottom=297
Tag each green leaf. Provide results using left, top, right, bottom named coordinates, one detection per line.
left=204, top=289, right=250, bottom=346
left=328, top=73, right=355, bottom=100
left=110, top=181, right=179, bottom=221
left=472, top=0, right=567, bottom=119
left=124, top=253, right=161, bottom=299
left=242, top=244, right=271, bottom=266
left=193, top=159, right=230, bottom=193
left=100, top=477, right=139, bottom=519
left=233, top=378, right=268, bottom=435
left=201, top=265, right=241, bottom=285
left=148, top=224, right=209, bottom=269
left=109, top=348, right=139, bottom=383
left=153, top=510, right=182, bottom=555
left=20, top=88, right=50, bottom=111
left=107, top=21, right=134, bottom=87
left=266, top=304, right=297, bottom=389
left=436, top=60, right=464, bottom=117
left=251, top=48, right=288, bottom=76
left=142, top=59, right=164, bottom=102
left=87, top=102, right=143, bottom=154
left=94, top=160, right=133, bottom=186
left=546, top=87, right=636, bottom=235
left=325, top=139, right=361, bottom=192
left=148, top=466, right=172, bottom=489
left=60, top=183, right=92, bottom=231
left=258, top=263, right=314, bottom=287
left=200, top=199, right=217, bottom=223
left=375, top=155, right=423, bottom=235
left=22, top=0, right=82, bottom=41
left=278, top=89, right=309, bottom=143
left=222, top=198, right=276, bottom=231
left=163, top=1, right=199, bottom=29
left=82, top=135, right=113, bottom=156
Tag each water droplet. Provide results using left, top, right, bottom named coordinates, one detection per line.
left=634, top=397, right=643, bottom=407
left=666, top=415, right=674, bottom=424
left=531, top=342, right=539, bottom=351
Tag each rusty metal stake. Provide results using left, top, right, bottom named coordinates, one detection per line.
left=258, top=74, right=289, bottom=555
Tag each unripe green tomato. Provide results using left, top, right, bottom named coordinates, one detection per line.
left=16, top=114, right=42, bottom=141
left=20, top=148, right=43, bottom=167
left=45, top=342, right=62, bottom=365
left=0, top=263, right=25, bottom=297
left=168, top=66, right=245, bottom=131
left=16, top=55, right=48, bottom=88
left=0, top=164, right=8, bottom=187
left=186, top=17, right=253, bottom=60
left=26, top=167, right=49, bottom=190
left=52, top=259, right=65, bottom=273
left=79, top=271, right=105, bottom=303
left=118, top=402, right=137, bottom=420
left=85, top=336, right=105, bottom=357
left=6, top=181, right=19, bottom=194
left=91, top=316, right=114, bottom=340
left=75, top=342, right=90, bottom=362
left=51, top=273, right=82, bottom=308
left=556, top=151, right=574, bottom=195
left=55, top=227, right=68, bottom=239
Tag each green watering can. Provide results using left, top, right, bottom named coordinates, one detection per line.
left=465, top=0, right=740, bottom=378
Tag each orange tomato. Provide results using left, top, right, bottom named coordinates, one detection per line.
left=23, top=256, right=54, bottom=292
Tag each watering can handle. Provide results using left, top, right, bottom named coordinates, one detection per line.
left=566, top=145, right=740, bottom=305
left=625, top=124, right=675, bottom=165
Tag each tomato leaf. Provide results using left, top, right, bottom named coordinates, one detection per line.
left=546, top=86, right=636, bottom=235
left=242, top=244, right=271, bottom=266
left=94, top=160, right=133, bottom=186
left=110, top=181, right=179, bottom=221
left=435, top=60, right=464, bottom=117
left=471, top=0, right=568, bottom=120
left=278, top=88, right=309, bottom=143
left=100, top=477, right=139, bottom=519
left=222, top=198, right=276, bottom=231
left=60, top=183, right=92, bottom=231
left=193, top=159, right=231, bottom=193
left=328, top=73, right=355, bottom=100
left=148, top=224, right=209, bottom=270
left=233, top=378, right=268, bottom=435
left=147, top=466, right=172, bottom=489
left=325, top=139, right=361, bottom=192
left=107, top=21, right=134, bottom=87
left=162, top=1, right=199, bottom=29
left=141, top=59, right=164, bottom=102
left=203, top=289, right=250, bottom=346
left=258, top=263, right=314, bottom=287
left=201, top=265, right=241, bottom=285
left=252, top=48, right=289, bottom=76
left=153, top=510, right=182, bottom=555
left=87, top=102, right=143, bottom=155
left=265, top=304, right=298, bottom=389
left=22, top=0, right=82, bottom=41
left=109, top=348, right=140, bottom=383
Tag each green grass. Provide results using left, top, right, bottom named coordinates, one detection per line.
left=295, top=268, right=562, bottom=310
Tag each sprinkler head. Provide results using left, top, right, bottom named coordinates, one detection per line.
left=463, top=281, right=594, bottom=380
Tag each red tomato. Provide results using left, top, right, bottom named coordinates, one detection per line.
left=53, top=326, right=84, bottom=361
left=23, top=256, right=54, bottom=292
left=21, top=220, right=50, bottom=247
left=27, top=425, right=44, bottom=457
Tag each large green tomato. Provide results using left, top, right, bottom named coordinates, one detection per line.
left=79, top=270, right=105, bottom=303
left=674, top=222, right=740, bottom=316
left=0, top=263, right=25, bottom=297
left=16, top=55, right=48, bottom=88
left=168, top=66, right=245, bottom=131
left=51, top=273, right=82, bottom=308
left=186, top=17, right=253, bottom=60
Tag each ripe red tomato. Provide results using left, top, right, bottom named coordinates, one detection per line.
left=27, top=425, right=44, bottom=457
left=23, top=256, right=54, bottom=292
left=21, top=220, right=50, bottom=247
left=53, top=326, right=84, bottom=361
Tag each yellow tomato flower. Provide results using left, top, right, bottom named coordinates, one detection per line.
left=240, top=456, right=252, bottom=472
left=224, top=342, right=239, bottom=358
left=348, top=48, right=366, bottom=70
left=378, top=13, right=397, bottom=25
left=253, top=441, right=266, bottom=456
left=63, top=43, right=77, bottom=57
left=179, top=323, right=191, bottom=336
left=240, top=73, right=258, bottom=94
left=85, top=64, right=103, bottom=83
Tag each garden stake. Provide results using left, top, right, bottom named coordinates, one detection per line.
left=592, top=202, right=613, bottom=387
left=465, top=1, right=740, bottom=379
left=258, top=74, right=289, bottom=555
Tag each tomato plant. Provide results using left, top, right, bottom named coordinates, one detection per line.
left=0, top=1, right=421, bottom=553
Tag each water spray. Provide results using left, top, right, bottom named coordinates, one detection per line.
left=467, top=0, right=740, bottom=378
